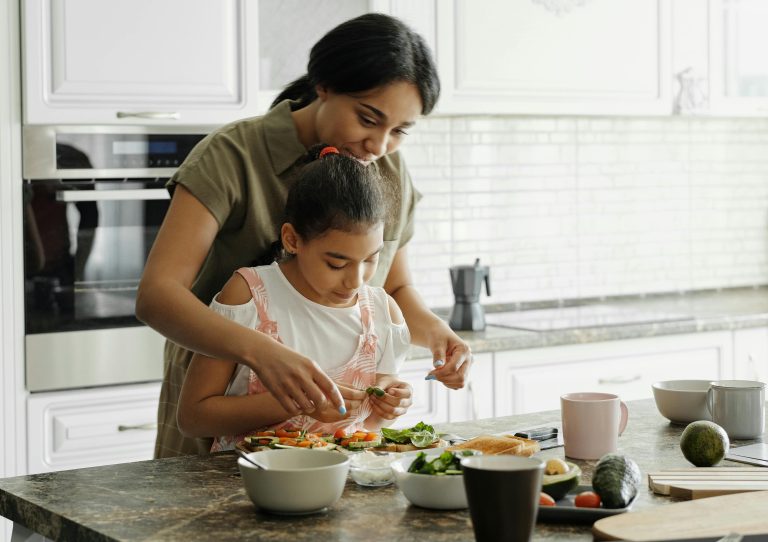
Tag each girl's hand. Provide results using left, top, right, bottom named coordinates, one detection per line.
left=369, top=379, right=413, bottom=420
left=309, top=383, right=367, bottom=423
left=424, top=324, right=472, bottom=390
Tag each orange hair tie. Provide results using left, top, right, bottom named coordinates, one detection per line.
left=319, top=146, right=340, bottom=158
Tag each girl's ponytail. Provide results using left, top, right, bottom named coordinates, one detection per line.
left=270, top=74, right=316, bottom=110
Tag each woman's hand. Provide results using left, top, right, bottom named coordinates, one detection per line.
left=423, top=323, right=472, bottom=390
left=308, top=383, right=367, bottom=423
left=369, top=377, right=413, bottom=421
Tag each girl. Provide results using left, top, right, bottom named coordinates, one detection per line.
left=137, top=13, right=472, bottom=458
left=177, top=146, right=410, bottom=448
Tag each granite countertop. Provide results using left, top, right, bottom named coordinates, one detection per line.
left=408, top=286, right=768, bottom=358
left=1, top=399, right=764, bottom=541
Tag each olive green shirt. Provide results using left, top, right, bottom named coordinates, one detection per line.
left=155, top=100, right=421, bottom=458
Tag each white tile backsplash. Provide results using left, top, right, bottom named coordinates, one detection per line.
left=402, top=116, right=768, bottom=308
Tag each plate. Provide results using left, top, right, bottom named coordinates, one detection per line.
left=537, top=484, right=635, bottom=524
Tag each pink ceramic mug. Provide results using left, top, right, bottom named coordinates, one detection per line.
left=560, top=392, right=629, bottom=460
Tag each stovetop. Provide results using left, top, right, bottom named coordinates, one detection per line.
left=484, top=304, right=694, bottom=332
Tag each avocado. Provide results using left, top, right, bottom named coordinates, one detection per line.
left=591, top=453, right=641, bottom=509
left=541, top=461, right=581, bottom=500
left=680, top=420, right=729, bottom=467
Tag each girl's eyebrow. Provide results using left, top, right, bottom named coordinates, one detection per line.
left=360, top=103, right=415, bottom=128
left=325, top=244, right=385, bottom=260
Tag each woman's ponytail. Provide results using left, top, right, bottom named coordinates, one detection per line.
left=270, top=74, right=317, bottom=110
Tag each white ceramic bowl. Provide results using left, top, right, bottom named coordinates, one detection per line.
left=348, top=453, right=395, bottom=487
left=390, top=451, right=468, bottom=510
left=652, top=379, right=712, bottom=424
left=237, top=448, right=349, bottom=515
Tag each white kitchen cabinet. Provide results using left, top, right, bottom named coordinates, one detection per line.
left=434, top=0, right=672, bottom=116
left=493, top=331, right=733, bottom=416
left=23, top=0, right=261, bottom=125
left=27, top=382, right=160, bottom=474
left=447, top=352, right=493, bottom=422
left=708, top=0, right=768, bottom=116
left=733, top=327, right=768, bottom=381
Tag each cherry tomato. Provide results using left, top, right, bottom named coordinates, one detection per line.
left=333, top=429, right=347, bottom=440
left=574, top=491, right=601, bottom=508
left=539, top=493, right=556, bottom=506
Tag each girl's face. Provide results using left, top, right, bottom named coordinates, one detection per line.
left=314, top=81, right=422, bottom=166
left=282, top=223, right=385, bottom=308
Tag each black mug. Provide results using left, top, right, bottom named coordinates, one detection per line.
left=461, top=455, right=545, bottom=542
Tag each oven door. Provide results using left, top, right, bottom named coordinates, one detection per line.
left=24, top=178, right=169, bottom=391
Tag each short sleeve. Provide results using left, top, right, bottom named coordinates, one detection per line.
left=398, top=163, right=422, bottom=248
left=209, top=293, right=260, bottom=329
left=376, top=311, right=411, bottom=375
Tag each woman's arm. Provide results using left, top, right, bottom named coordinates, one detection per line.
left=136, top=185, right=343, bottom=415
left=384, top=247, right=472, bottom=390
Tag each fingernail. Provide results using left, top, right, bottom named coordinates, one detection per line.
left=338, top=406, right=347, bottom=414
left=433, top=359, right=445, bottom=368
left=425, top=375, right=437, bottom=381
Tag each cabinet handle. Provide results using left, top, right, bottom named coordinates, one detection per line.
left=598, top=374, right=642, bottom=385
left=118, top=423, right=158, bottom=432
left=57, top=189, right=170, bottom=202
left=116, top=111, right=180, bottom=120
left=467, top=380, right=478, bottom=420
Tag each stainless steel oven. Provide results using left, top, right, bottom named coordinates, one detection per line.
left=22, top=125, right=210, bottom=391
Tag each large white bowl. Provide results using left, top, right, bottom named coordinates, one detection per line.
left=652, top=379, right=712, bottom=424
left=237, top=448, right=349, bottom=515
left=390, top=451, right=468, bottom=510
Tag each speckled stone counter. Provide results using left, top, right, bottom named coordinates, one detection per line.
left=408, top=286, right=768, bottom=358
left=1, top=399, right=764, bottom=541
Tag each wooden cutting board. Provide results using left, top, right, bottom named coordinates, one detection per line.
left=649, top=467, right=768, bottom=499
left=593, top=490, right=768, bottom=541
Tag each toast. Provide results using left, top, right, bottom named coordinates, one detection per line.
left=446, top=434, right=540, bottom=456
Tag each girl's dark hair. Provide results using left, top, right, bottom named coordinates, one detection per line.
left=271, top=13, right=440, bottom=115
left=258, top=145, right=389, bottom=265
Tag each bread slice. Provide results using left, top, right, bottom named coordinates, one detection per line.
left=446, top=435, right=540, bottom=456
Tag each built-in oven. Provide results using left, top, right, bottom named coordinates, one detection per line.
left=22, top=126, right=210, bottom=391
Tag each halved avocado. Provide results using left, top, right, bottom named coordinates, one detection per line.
left=541, top=462, right=581, bottom=500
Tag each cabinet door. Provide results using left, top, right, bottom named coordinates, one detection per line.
left=23, top=0, right=258, bottom=125
left=447, top=352, right=493, bottom=422
left=494, top=332, right=732, bottom=416
left=709, top=0, right=768, bottom=116
left=734, top=327, right=768, bottom=381
left=392, top=356, right=448, bottom=428
left=27, top=383, right=160, bottom=474
left=435, top=0, right=671, bottom=115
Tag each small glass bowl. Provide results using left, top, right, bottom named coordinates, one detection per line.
left=348, top=454, right=395, bottom=487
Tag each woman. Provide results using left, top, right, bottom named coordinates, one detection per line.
left=136, top=13, right=472, bottom=458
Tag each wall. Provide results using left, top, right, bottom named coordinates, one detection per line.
left=402, top=115, right=768, bottom=308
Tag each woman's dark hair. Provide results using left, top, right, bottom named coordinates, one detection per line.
left=271, top=13, right=440, bottom=115
left=258, top=145, right=389, bottom=265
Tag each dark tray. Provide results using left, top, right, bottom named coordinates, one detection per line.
left=537, top=484, right=635, bottom=524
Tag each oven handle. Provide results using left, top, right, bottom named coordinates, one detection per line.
left=56, top=189, right=170, bottom=202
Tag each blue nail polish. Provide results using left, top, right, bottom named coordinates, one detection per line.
left=425, top=375, right=437, bottom=381
left=433, top=359, right=445, bottom=368
left=338, top=406, right=347, bottom=414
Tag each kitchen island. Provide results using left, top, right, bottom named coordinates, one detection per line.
left=0, top=399, right=764, bottom=542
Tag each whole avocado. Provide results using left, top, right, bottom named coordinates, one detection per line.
left=591, top=453, right=641, bottom=509
left=679, top=420, right=729, bottom=467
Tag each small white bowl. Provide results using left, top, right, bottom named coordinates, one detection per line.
left=348, top=453, right=395, bottom=487
left=238, top=448, right=349, bottom=515
left=390, top=451, right=468, bottom=510
left=652, top=379, right=712, bottom=424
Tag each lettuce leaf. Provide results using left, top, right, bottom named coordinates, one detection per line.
left=381, top=421, right=436, bottom=445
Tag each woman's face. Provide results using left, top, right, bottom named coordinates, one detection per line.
left=314, top=81, right=422, bottom=166
left=283, top=223, right=385, bottom=308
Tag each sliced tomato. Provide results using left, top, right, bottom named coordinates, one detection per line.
left=574, top=491, right=601, bottom=508
left=276, top=429, right=301, bottom=438
left=363, top=432, right=379, bottom=441
left=333, top=428, right=347, bottom=440
left=539, top=493, right=556, bottom=506
left=255, top=430, right=275, bottom=437
left=340, top=438, right=351, bottom=448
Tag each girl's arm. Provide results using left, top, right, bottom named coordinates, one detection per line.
left=384, top=247, right=472, bottom=390
left=136, top=185, right=343, bottom=415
